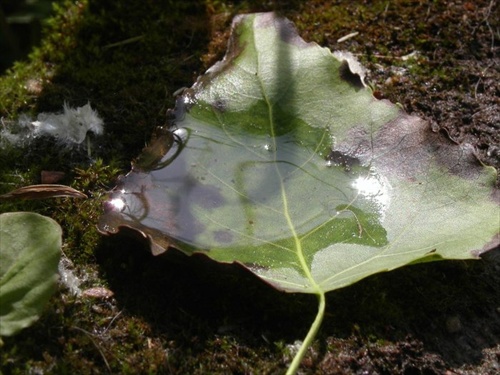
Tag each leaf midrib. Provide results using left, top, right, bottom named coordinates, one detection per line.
left=253, top=25, right=323, bottom=293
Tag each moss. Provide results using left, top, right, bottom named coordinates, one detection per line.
left=1, top=0, right=499, bottom=374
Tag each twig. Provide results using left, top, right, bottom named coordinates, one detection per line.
left=71, top=326, right=112, bottom=373
left=337, top=32, right=359, bottom=43
left=483, top=0, right=497, bottom=53
left=102, top=35, right=145, bottom=50
left=103, top=311, right=123, bottom=334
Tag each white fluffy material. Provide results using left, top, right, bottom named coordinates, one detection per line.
left=0, top=102, right=104, bottom=148
left=31, top=102, right=103, bottom=144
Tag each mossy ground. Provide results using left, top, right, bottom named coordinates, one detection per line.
left=1, top=0, right=499, bottom=374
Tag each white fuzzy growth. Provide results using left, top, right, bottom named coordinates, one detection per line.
left=58, top=257, right=83, bottom=296
left=31, top=102, right=104, bottom=144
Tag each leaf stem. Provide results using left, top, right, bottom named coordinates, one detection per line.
left=286, top=291, right=326, bottom=375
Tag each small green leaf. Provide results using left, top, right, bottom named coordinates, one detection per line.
left=0, top=212, right=62, bottom=337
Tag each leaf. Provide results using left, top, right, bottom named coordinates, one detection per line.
left=0, top=212, right=62, bottom=337
left=0, top=184, right=87, bottom=200
left=97, top=12, right=499, bottom=373
left=98, top=12, right=499, bottom=293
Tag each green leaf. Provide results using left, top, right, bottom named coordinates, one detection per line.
left=99, top=12, right=499, bottom=294
left=0, top=212, right=62, bottom=337
left=97, top=12, right=499, bottom=373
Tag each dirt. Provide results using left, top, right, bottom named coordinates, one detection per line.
left=1, top=0, right=499, bottom=374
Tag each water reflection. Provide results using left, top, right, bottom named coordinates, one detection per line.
left=352, top=172, right=391, bottom=221
left=108, top=197, right=125, bottom=212
left=98, top=104, right=391, bottom=255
